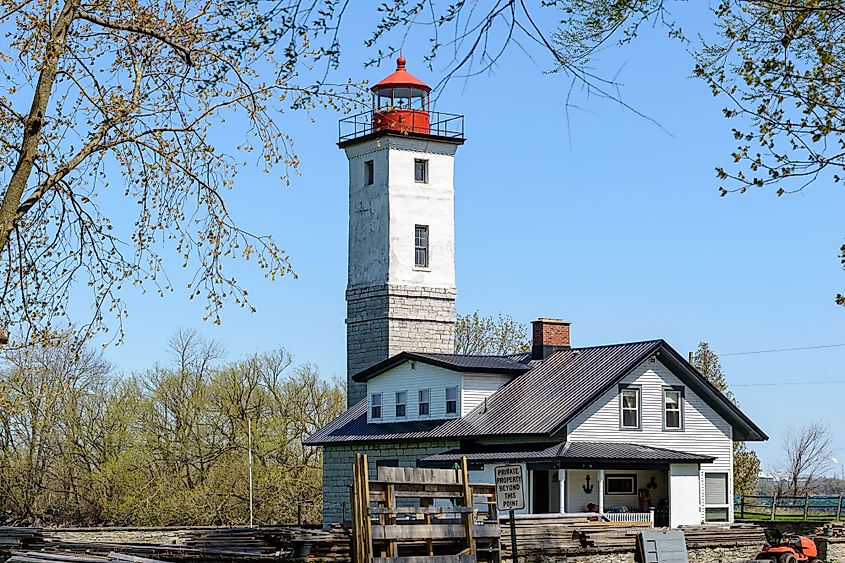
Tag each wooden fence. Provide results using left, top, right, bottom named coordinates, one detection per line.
left=349, top=454, right=501, bottom=563
left=736, top=493, right=844, bottom=521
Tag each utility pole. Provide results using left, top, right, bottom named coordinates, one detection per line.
left=248, top=418, right=254, bottom=528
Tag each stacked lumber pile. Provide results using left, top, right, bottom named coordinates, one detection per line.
left=499, top=516, right=587, bottom=554
left=175, top=527, right=285, bottom=555
left=7, top=551, right=168, bottom=562
left=499, top=519, right=766, bottom=555
left=0, top=527, right=47, bottom=550
left=680, top=524, right=766, bottom=548
left=293, top=525, right=350, bottom=559
left=175, top=525, right=349, bottom=558
left=577, top=523, right=643, bottom=550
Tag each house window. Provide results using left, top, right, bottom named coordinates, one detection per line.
left=664, top=388, right=683, bottom=430
left=414, top=159, right=428, bottom=183
left=418, top=388, right=430, bottom=416
left=605, top=474, right=637, bottom=495
left=364, top=160, right=374, bottom=185
left=704, top=472, right=730, bottom=522
left=395, top=391, right=407, bottom=417
left=414, top=225, right=429, bottom=268
left=620, top=387, right=640, bottom=429
left=445, top=386, right=458, bottom=415
left=370, top=392, right=382, bottom=419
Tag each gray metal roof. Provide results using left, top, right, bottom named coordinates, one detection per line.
left=306, top=340, right=662, bottom=445
left=420, top=441, right=715, bottom=464
left=305, top=339, right=767, bottom=446
left=352, top=351, right=531, bottom=382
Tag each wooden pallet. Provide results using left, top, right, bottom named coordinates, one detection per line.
left=349, top=454, right=501, bottom=563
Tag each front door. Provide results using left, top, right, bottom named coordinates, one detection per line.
left=532, top=470, right=550, bottom=513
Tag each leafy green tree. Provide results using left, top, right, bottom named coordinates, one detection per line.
left=0, top=330, right=344, bottom=526
left=454, top=311, right=530, bottom=355
left=693, top=340, right=761, bottom=496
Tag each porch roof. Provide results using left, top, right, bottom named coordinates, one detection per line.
left=419, top=441, right=715, bottom=465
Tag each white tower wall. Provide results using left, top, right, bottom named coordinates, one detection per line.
left=344, top=135, right=460, bottom=406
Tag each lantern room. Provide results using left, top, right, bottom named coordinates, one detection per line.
left=371, top=56, right=431, bottom=135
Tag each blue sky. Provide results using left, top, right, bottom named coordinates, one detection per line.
left=87, top=2, right=844, bottom=473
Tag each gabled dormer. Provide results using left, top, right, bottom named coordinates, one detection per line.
left=351, top=352, right=531, bottom=423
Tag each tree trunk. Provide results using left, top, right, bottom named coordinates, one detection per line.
left=0, top=0, right=80, bottom=254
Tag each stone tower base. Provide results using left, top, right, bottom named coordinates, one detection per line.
left=346, top=284, right=456, bottom=406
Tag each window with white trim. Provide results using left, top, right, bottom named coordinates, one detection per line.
left=370, top=392, right=382, bottom=420
left=445, top=386, right=458, bottom=415
left=704, top=472, right=729, bottom=522
left=418, top=388, right=430, bottom=416
left=414, top=225, right=429, bottom=268
left=620, top=387, right=640, bottom=429
left=395, top=391, right=407, bottom=417
left=664, top=389, right=682, bottom=430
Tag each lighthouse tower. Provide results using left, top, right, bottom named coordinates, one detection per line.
left=339, top=57, right=465, bottom=406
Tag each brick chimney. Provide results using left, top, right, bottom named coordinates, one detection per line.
left=531, top=318, right=571, bottom=361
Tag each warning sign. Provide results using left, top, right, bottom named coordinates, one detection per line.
left=495, top=465, right=525, bottom=511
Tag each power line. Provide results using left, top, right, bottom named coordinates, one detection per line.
left=733, top=380, right=845, bottom=387
left=721, top=343, right=845, bottom=356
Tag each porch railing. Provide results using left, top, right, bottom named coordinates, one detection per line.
left=603, top=509, right=655, bottom=524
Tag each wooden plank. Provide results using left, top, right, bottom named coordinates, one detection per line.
left=370, top=490, right=465, bottom=500
left=385, top=483, right=396, bottom=558
left=422, top=497, right=434, bottom=557
left=362, top=454, right=373, bottom=562
left=369, top=506, right=474, bottom=515
left=460, top=457, right=474, bottom=555
left=373, top=556, right=477, bottom=563
left=376, top=466, right=461, bottom=484
left=371, top=524, right=500, bottom=541
left=107, top=553, right=169, bottom=563
left=369, top=481, right=465, bottom=493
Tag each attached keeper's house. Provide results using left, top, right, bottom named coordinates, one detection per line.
left=305, top=57, right=767, bottom=528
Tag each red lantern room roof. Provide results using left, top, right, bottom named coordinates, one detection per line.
left=371, top=56, right=431, bottom=92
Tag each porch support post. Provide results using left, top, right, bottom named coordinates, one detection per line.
left=558, top=469, right=566, bottom=513
left=598, top=469, right=605, bottom=515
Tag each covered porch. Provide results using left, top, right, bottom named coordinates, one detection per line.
left=420, top=441, right=715, bottom=528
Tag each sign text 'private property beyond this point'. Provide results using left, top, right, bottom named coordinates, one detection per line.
left=495, top=465, right=524, bottom=511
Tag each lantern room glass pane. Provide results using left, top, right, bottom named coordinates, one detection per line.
left=375, top=88, right=428, bottom=110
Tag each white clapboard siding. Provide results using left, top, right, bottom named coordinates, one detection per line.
left=566, top=357, right=734, bottom=521
left=461, top=373, right=513, bottom=416
left=367, top=362, right=461, bottom=423
left=566, top=358, right=732, bottom=471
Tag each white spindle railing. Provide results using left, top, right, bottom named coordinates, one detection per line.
left=602, top=509, right=655, bottom=524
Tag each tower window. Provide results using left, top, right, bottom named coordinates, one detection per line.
left=414, top=159, right=428, bottom=183
left=414, top=225, right=429, bottom=268
left=364, top=160, right=374, bottom=185
left=395, top=391, right=407, bottom=417
left=370, top=392, right=382, bottom=419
